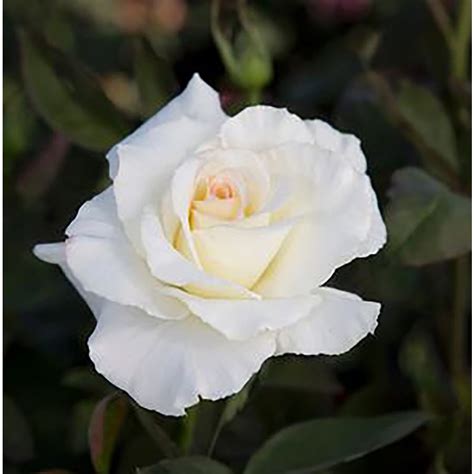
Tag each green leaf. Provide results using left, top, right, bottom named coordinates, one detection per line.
left=385, top=167, right=471, bottom=265
left=219, top=384, right=251, bottom=428
left=260, top=355, right=342, bottom=395
left=133, top=38, right=176, bottom=119
left=397, top=80, right=459, bottom=172
left=244, top=412, right=429, bottom=474
left=89, top=393, right=129, bottom=474
left=62, top=367, right=113, bottom=396
left=208, top=382, right=252, bottom=455
left=70, top=400, right=97, bottom=454
left=132, top=404, right=180, bottom=458
left=4, top=395, right=35, bottom=463
left=19, top=29, right=130, bottom=152
left=4, top=77, right=37, bottom=159
left=137, top=456, right=233, bottom=474
left=399, top=328, right=456, bottom=413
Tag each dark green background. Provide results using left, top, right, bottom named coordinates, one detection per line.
left=4, top=0, right=471, bottom=473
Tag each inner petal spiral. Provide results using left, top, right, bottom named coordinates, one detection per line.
left=191, top=172, right=244, bottom=225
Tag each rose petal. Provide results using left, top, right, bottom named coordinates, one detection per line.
left=192, top=219, right=294, bottom=289
left=107, top=73, right=227, bottom=178
left=88, top=302, right=276, bottom=416
left=163, top=287, right=320, bottom=340
left=305, top=119, right=367, bottom=173
left=276, top=287, right=380, bottom=355
left=254, top=144, right=382, bottom=297
left=356, top=186, right=387, bottom=257
left=194, top=148, right=271, bottom=215
left=218, top=105, right=313, bottom=151
left=171, top=158, right=202, bottom=266
left=65, top=188, right=187, bottom=320
left=190, top=209, right=270, bottom=230
left=141, top=206, right=258, bottom=299
left=110, top=75, right=227, bottom=252
left=33, top=242, right=103, bottom=318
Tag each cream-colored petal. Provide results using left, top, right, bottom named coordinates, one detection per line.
left=192, top=197, right=241, bottom=222
left=190, top=209, right=270, bottom=230
left=195, top=148, right=271, bottom=215
left=171, top=158, right=202, bottom=266
left=193, top=219, right=294, bottom=289
left=141, top=206, right=258, bottom=299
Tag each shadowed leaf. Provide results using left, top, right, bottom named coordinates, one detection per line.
left=133, top=37, right=176, bottom=119
left=19, top=29, right=130, bottom=152
left=385, top=167, right=471, bottom=265
left=89, top=393, right=129, bottom=474
left=397, top=81, right=458, bottom=172
left=244, top=412, right=429, bottom=474
left=4, top=395, right=35, bottom=463
left=137, top=456, right=233, bottom=474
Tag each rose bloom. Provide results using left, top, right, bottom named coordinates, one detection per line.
left=34, top=75, right=386, bottom=416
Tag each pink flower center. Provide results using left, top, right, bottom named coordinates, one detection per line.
left=207, top=175, right=237, bottom=200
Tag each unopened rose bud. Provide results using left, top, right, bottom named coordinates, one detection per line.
left=232, top=45, right=273, bottom=91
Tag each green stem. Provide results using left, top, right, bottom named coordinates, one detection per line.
left=450, top=256, right=469, bottom=377
left=179, top=405, right=199, bottom=454
left=132, top=404, right=180, bottom=458
left=207, top=421, right=221, bottom=457
left=426, top=0, right=471, bottom=80
left=452, top=0, right=471, bottom=80
left=247, top=88, right=262, bottom=105
left=426, top=0, right=456, bottom=50
left=210, top=0, right=239, bottom=77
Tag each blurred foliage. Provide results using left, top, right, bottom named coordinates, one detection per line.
left=3, top=0, right=471, bottom=473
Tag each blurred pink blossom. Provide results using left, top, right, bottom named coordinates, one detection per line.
left=308, top=0, right=371, bottom=24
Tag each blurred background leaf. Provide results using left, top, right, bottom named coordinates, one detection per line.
left=4, top=0, right=471, bottom=473
left=19, top=29, right=130, bottom=152
left=244, top=412, right=429, bottom=474
left=137, top=456, right=233, bottom=474
left=385, top=167, right=471, bottom=265
left=88, top=393, right=129, bottom=474
left=4, top=396, right=35, bottom=464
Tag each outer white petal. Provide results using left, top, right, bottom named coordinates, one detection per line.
left=254, top=144, right=375, bottom=297
left=276, top=287, right=380, bottom=356
left=109, top=75, right=227, bottom=251
left=218, top=105, right=314, bottom=151
left=65, top=188, right=188, bottom=320
left=305, top=119, right=367, bottom=173
left=141, top=206, right=257, bottom=299
left=106, top=73, right=227, bottom=178
left=357, top=186, right=387, bottom=257
left=163, top=287, right=320, bottom=341
left=33, top=242, right=103, bottom=318
left=88, top=302, right=276, bottom=416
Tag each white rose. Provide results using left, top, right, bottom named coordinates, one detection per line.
left=34, top=74, right=386, bottom=416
